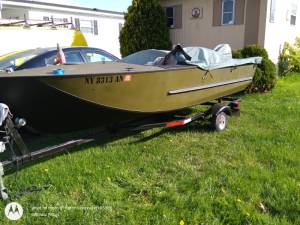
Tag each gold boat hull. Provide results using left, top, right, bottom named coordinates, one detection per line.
left=0, top=62, right=256, bottom=132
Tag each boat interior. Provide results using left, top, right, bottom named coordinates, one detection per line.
left=122, top=44, right=262, bottom=70
left=0, top=44, right=262, bottom=78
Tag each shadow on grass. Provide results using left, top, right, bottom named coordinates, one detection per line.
left=130, top=121, right=214, bottom=144
left=2, top=99, right=237, bottom=176
left=1, top=96, right=245, bottom=200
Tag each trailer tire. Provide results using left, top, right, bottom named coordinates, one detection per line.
left=212, top=112, right=228, bottom=131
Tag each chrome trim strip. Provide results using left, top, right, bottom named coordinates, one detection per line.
left=168, top=77, right=253, bottom=95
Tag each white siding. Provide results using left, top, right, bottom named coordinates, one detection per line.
left=0, top=3, right=124, bottom=57
left=264, top=0, right=300, bottom=63
left=28, top=10, right=123, bottom=57
left=0, top=27, right=75, bottom=56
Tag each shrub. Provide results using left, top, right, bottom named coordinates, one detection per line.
left=233, top=45, right=276, bottom=92
left=249, top=59, right=276, bottom=92
left=240, top=45, right=269, bottom=59
left=232, top=49, right=242, bottom=59
left=278, top=38, right=300, bottom=76
left=119, top=0, right=172, bottom=57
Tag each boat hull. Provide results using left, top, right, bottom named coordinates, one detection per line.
left=0, top=78, right=145, bottom=133
left=0, top=63, right=256, bottom=133
left=41, top=65, right=254, bottom=113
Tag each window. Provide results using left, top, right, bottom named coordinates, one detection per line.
left=166, top=7, right=175, bottom=28
left=290, top=3, right=297, bottom=26
left=291, top=14, right=297, bottom=25
left=65, top=52, right=84, bottom=63
left=222, top=0, right=235, bottom=25
left=80, top=20, right=93, bottom=34
left=52, top=17, right=69, bottom=27
left=270, top=0, right=277, bottom=23
left=45, top=51, right=84, bottom=65
left=83, top=51, right=113, bottom=63
left=74, top=19, right=98, bottom=35
left=43, top=16, right=50, bottom=21
left=74, top=18, right=80, bottom=29
left=0, top=54, right=36, bottom=70
left=93, top=20, right=98, bottom=35
left=166, top=5, right=182, bottom=29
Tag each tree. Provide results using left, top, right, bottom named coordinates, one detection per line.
left=119, top=0, right=172, bottom=57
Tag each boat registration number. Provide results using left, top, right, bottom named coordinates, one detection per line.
left=85, top=75, right=132, bottom=85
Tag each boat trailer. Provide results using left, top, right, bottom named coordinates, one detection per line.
left=0, top=98, right=240, bottom=201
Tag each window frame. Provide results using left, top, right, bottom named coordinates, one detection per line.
left=64, top=51, right=85, bottom=64
left=166, top=6, right=175, bottom=29
left=45, top=50, right=85, bottom=65
left=290, top=15, right=297, bottom=26
left=81, top=50, right=115, bottom=63
left=74, top=19, right=99, bottom=35
left=290, top=3, right=297, bottom=26
left=221, top=0, right=236, bottom=25
left=269, top=0, right=277, bottom=23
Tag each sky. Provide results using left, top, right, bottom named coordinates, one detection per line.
left=34, top=0, right=133, bottom=12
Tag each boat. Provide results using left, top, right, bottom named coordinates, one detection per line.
left=0, top=44, right=261, bottom=133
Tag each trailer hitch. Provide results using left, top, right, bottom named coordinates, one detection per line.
left=0, top=115, right=94, bottom=201
left=0, top=113, right=29, bottom=200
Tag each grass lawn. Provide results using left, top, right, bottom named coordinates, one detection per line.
left=0, top=74, right=299, bottom=225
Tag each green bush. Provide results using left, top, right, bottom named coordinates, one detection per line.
left=233, top=45, right=276, bottom=92
left=278, top=38, right=300, bottom=76
left=232, top=49, right=242, bottom=59
left=119, top=0, right=172, bottom=57
left=249, top=59, right=276, bottom=92
left=240, top=45, right=269, bottom=59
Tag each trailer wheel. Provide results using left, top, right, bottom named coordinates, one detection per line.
left=212, top=112, right=228, bottom=131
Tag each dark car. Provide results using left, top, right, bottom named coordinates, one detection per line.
left=0, top=47, right=119, bottom=71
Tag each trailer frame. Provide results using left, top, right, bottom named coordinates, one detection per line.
left=0, top=97, right=241, bottom=200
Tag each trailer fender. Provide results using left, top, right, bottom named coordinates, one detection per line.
left=210, top=104, right=232, bottom=117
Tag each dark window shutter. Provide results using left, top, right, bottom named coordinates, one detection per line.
left=213, top=0, right=222, bottom=26
left=74, top=18, right=80, bottom=29
left=94, top=20, right=98, bottom=35
left=235, top=0, right=245, bottom=25
left=174, top=5, right=182, bottom=29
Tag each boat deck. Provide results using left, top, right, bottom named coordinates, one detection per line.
left=0, top=62, right=197, bottom=78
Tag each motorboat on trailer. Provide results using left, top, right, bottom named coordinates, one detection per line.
left=0, top=44, right=262, bottom=200
left=0, top=44, right=261, bottom=133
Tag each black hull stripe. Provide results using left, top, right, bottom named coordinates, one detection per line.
left=168, top=77, right=253, bottom=95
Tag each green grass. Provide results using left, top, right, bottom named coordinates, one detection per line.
left=1, top=74, right=300, bottom=225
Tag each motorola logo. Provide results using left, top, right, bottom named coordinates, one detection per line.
left=4, top=202, right=24, bottom=220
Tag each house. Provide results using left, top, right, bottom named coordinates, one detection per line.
left=0, top=0, right=124, bottom=57
left=160, top=0, right=300, bottom=63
